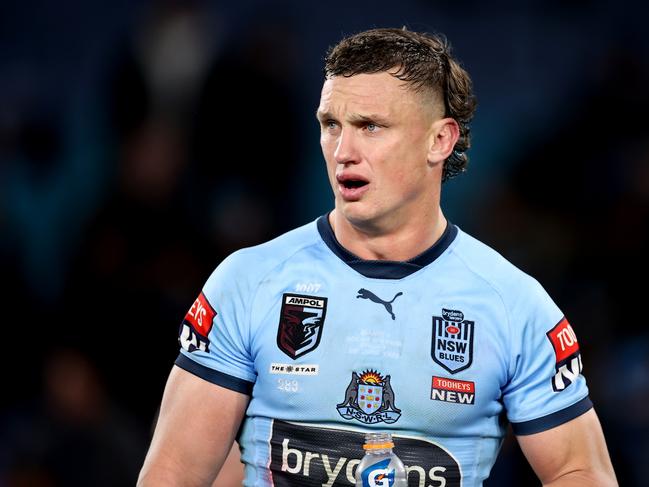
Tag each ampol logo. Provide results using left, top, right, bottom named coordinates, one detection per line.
left=277, top=293, right=328, bottom=360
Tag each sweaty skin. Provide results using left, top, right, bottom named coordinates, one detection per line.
left=316, top=72, right=458, bottom=262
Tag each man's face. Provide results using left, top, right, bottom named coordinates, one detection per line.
left=317, top=71, right=441, bottom=231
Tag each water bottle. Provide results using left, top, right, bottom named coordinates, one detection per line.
left=355, top=432, right=407, bottom=487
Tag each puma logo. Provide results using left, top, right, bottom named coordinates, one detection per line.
left=356, top=288, right=403, bottom=320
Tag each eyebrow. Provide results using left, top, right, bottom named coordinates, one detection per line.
left=348, top=113, right=390, bottom=125
left=315, top=109, right=331, bottom=121
left=315, top=110, right=390, bottom=125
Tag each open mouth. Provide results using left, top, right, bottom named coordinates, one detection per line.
left=336, top=174, right=370, bottom=200
left=341, top=179, right=368, bottom=189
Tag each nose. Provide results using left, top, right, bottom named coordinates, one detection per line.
left=333, top=128, right=359, bottom=165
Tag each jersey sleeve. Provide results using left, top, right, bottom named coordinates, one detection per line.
left=175, top=251, right=256, bottom=395
left=502, top=278, right=592, bottom=435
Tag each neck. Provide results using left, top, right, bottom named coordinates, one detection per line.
left=329, top=207, right=447, bottom=261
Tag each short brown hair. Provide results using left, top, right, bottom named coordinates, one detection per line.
left=324, top=28, right=477, bottom=182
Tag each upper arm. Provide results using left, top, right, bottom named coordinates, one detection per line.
left=517, top=409, right=617, bottom=486
left=138, top=365, right=249, bottom=487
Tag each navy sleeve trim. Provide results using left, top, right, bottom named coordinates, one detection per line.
left=175, top=353, right=254, bottom=396
left=512, top=396, right=593, bottom=435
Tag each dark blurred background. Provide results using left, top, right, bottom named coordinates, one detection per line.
left=1, top=0, right=647, bottom=486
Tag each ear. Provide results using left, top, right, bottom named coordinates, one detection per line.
left=427, top=118, right=460, bottom=166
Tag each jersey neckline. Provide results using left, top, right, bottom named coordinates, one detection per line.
left=316, top=213, right=458, bottom=279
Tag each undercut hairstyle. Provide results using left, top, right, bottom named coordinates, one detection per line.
left=324, top=28, right=477, bottom=182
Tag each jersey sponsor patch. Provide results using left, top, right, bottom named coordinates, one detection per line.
left=431, top=376, right=475, bottom=405
left=178, top=292, right=216, bottom=353
left=269, top=363, right=319, bottom=376
left=277, top=293, right=328, bottom=359
left=431, top=308, right=474, bottom=374
left=269, top=420, right=461, bottom=487
left=546, top=317, right=583, bottom=391
left=336, top=369, right=401, bottom=424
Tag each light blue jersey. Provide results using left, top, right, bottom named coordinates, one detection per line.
left=176, top=215, right=591, bottom=487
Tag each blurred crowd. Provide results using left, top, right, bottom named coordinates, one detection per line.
left=2, top=3, right=303, bottom=485
left=1, top=1, right=647, bottom=486
left=481, top=43, right=649, bottom=486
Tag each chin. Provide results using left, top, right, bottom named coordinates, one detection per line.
left=338, top=202, right=382, bottom=228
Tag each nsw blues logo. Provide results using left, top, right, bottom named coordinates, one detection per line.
left=277, top=294, right=327, bottom=360
left=337, top=370, right=401, bottom=424
left=431, top=308, right=474, bottom=374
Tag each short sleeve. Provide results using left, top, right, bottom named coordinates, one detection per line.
left=176, top=251, right=256, bottom=395
left=503, top=279, right=592, bottom=435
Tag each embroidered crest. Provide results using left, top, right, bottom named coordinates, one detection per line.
left=431, top=308, right=474, bottom=374
left=336, top=370, right=401, bottom=424
left=277, top=294, right=327, bottom=359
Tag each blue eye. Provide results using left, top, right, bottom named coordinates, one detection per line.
left=367, top=123, right=377, bottom=132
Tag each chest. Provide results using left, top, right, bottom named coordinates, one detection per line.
left=248, top=273, right=509, bottom=434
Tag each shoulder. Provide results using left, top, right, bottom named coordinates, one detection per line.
left=448, top=227, right=564, bottom=348
left=449, top=227, right=550, bottom=306
left=204, top=219, right=322, bottom=293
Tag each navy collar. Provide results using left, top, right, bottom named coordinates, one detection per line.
left=316, top=214, right=458, bottom=279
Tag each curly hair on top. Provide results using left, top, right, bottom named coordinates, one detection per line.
left=324, top=28, right=477, bottom=182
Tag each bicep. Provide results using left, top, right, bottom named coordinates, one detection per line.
left=138, top=365, right=249, bottom=487
left=517, top=409, right=617, bottom=486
